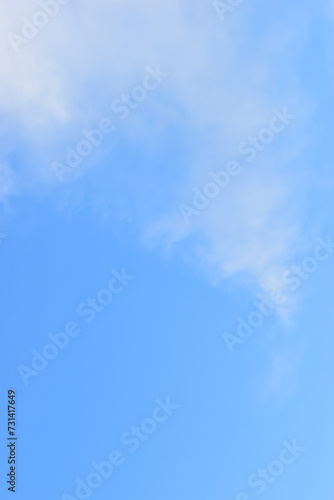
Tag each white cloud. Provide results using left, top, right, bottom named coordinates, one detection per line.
left=145, top=156, right=306, bottom=295
left=0, top=0, right=318, bottom=292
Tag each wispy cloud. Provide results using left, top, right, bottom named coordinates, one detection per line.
left=0, top=0, right=319, bottom=294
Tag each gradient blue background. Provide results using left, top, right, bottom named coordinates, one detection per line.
left=1, top=0, right=334, bottom=499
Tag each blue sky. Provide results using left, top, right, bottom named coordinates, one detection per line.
left=0, top=0, right=334, bottom=499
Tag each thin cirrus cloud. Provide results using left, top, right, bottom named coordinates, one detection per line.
left=0, top=0, right=320, bottom=298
